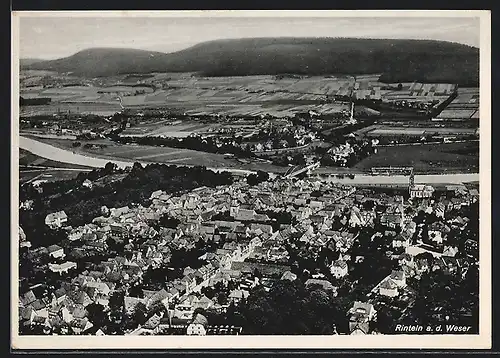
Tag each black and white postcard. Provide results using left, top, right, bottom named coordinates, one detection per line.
left=11, top=10, right=491, bottom=350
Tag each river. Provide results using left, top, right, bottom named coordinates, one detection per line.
left=19, top=136, right=479, bottom=185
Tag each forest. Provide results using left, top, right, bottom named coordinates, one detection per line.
left=23, top=38, right=479, bottom=86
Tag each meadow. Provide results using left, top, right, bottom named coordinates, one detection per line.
left=360, top=125, right=478, bottom=137
left=31, top=137, right=242, bottom=169
left=20, top=71, right=462, bottom=119
left=435, top=87, right=479, bottom=120
left=354, top=142, right=479, bottom=173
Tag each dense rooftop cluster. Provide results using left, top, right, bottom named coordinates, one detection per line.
left=19, top=166, right=479, bottom=335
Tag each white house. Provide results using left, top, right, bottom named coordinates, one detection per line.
left=82, top=179, right=93, bottom=189
left=409, top=184, right=434, bottom=199
left=45, top=211, right=68, bottom=229
left=186, top=314, right=208, bottom=336
left=48, top=261, right=77, bottom=274
left=330, top=259, right=348, bottom=279
left=47, top=245, right=65, bottom=259
left=428, top=229, right=444, bottom=245
left=379, top=279, right=398, bottom=297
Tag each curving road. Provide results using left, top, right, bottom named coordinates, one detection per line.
left=19, top=136, right=479, bottom=184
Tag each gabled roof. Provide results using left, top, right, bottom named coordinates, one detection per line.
left=350, top=301, right=375, bottom=316
left=47, top=244, right=63, bottom=253
left=390, top=270, right=405, bottom=280
left=191, top=313, right=208, bottom=327
left=380, top=279, right=397, bottom=290
left=332, top=260, right=347, bottom=269
left=305, top=278, right=336, bottom=292
left=22, top=290, right=37, bottom=305
left=124, top=296, right=146, bottom=312
left=68, top=290, right=92, bottom=305
left=31, top=298, right=46, bottom=311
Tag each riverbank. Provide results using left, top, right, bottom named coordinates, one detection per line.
left=19, top=136, right=479, bottom=185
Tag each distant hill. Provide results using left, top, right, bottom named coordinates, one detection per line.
left=22, top=38, right=479, bottom=85
left=20, top=58, right=45, bottom=67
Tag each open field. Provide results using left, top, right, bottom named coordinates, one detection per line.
left=20, top=71, right=465, bottom=118
left=357, top=124, right=478, bottom=137
left=435, top=87, right=479, bottom=120
left=19, top=168, right=86, bottom=185
left=24, top=136, right=244, bottom=168
left=354, top=141, right=479, bottom=173
left=20, top=102, right=123, bottom=117
left=120, top=121, right=222, bottom=138
left=19, top=148, right=93, bottom=170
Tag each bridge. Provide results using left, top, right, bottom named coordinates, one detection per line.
left=283, top=162, right=321, bottom=179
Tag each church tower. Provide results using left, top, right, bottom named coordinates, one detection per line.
left=408, top=170, right=415, bottom=193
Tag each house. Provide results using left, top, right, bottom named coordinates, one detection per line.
left=393, top=234, right=410, bottom=248
left=110, top=206, right=130, bottom=218
left=47, top=245, right=65, bottom=259
left=206, top=325, right=243, bottom=335
left=465, top=239, right=479, bottom=258
left=231, top=208, right=257, bottom=221
left=281, top=271, right=297, bottom=281
left=390, top=270, right=406, bottom=288
left=442, top=246, right=459, bottom=258
left=379, top=278, right=398, bottom=297
left=52, top=287, right=67, bottom=305
left=142, top=313, right=162, bottom=334
left=68, top=228, right=84, bottom=242
left=330, top=231, right=358, bottom=252
left=428, top=222, right=450, bottom=245
left=399, top=253, right=415, bottom=268
left=348, top=301, right=377, bottom=335
left=124, top=296, right=146, bottom=314
left=469, top=189, right=479, bottom=203
left=380, top=213, right=402, bottom=229
left=48, top=261, right=77, bottom=274
left=434, top=202, right=446, bottom=218
left=71, top=318, right=93, bottom=335
left=349, top=207, right=365, bottom=227
left=174, top=298, right=195, bottom=320
left=20, top=290, right=37, bottom=307
left=415, top=259, right=430, bottom=275
left=20, top=306, right=36, bottom=324
left=228, top=289, right=249, bottom=304
left=45, top=211, right=68, bottom=229
left=187, top=313, right=208, bottom=336
left=330, top=259, right=348, bottom=279
left=305, top=279, right=337, bottom=296
left=410, top=184, right=434, bottom=199
left=349, top=301, right=377, bottom=321
left=82, top=179, right=93, bottom=189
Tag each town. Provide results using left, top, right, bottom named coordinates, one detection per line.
left=18, top=163, right=479, bottom=336
left=16, top=13, right=483, bottom=343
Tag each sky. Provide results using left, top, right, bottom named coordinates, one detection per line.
left=19, top=15, right=480, bottom=60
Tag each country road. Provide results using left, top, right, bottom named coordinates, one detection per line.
left=19, top=136, right=479, bottom=185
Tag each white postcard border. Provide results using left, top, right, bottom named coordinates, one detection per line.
left=11, top=9, right=492, bottom=350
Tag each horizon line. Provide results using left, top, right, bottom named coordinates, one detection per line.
left=20, top=36, right=480, bottom=61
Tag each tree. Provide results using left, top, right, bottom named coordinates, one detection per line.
left=104, top=162, right=117, bottom=174
left=158, top=214, right=180, bottom=229
left=133, top=302, right=148, bottom=326
left=246, top=173, right=259, bottom=186
left=86, top=303, right=107, bottom=329
left=397, top=83, right=403, bottom=90
left=109, top=290, right=125, bottom=312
